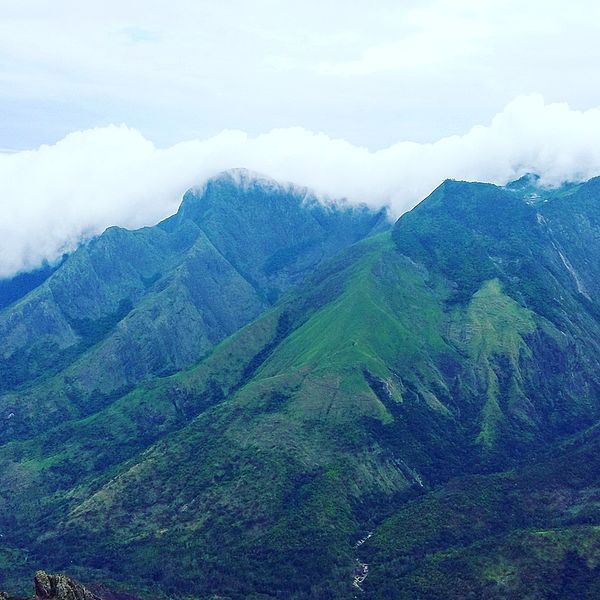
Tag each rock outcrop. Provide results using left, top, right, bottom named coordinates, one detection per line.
left=33, top=572, right=102, bottom=600
left=1, top=572, right=140, bottom=600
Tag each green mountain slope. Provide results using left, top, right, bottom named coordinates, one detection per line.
left=0, top=170, right=387, bottom=443
left=362, top=425, right=600, bottom=599
left=1, top=176, right=599, bottom=599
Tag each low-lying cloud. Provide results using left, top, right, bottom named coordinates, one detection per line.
left=2, top=94, right=600, bottom=279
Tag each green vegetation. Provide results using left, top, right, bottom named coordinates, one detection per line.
left=362, top=426, right=600, bottom=598
left=460, top=278, right=537, bottom=446
left=1, top=174, right=600, bottom=598
left=0, top=172, right=387, bottom=440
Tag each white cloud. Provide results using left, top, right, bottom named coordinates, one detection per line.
left=317, top=0, right=492, bottom=76
left=1, top=94, right=600, bottom=278
left=2, top=0, right=600, bottom=150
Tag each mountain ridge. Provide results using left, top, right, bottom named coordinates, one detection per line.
left=1, top=174, right=599, bottom=598
left=0, top=171, right=388, bottom=443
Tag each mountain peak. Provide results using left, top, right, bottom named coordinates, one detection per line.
left=198, top=168, right=311, bottom=199
left=504, top=172, right=541, bottom=190
left=212, top=167, right=286, bottom=187
left=402, top=178, right=504, bottom=218
left=171, top=169, right=386, bottom=232
left=172, top=169, right=316, bottom=226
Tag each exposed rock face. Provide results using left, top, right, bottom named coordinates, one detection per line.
left=33, top=572, right=102, bottom=600
left=0, top=572, right=140, bottom=600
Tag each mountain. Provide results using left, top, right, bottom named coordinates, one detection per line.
left=0, top=169, right=387, bottom=443
left=0, top=175, right=599, bottom=599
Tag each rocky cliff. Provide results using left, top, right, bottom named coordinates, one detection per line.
left=1, top=572, right=139, bottom=600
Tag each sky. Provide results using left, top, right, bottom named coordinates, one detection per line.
left=3, top=0, right=600, bottom=149
left=2, top=0, right=600, bottom=277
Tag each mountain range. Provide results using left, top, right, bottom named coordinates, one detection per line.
left=1, top=170, right=599, bottom=599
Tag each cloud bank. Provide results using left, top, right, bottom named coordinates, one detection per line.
left=2, top=94, right=600, bottom=278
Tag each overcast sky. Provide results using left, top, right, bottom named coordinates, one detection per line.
left=3, top=0, right=600, bottom=150
left=2, top=0, right=600, bottom=277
